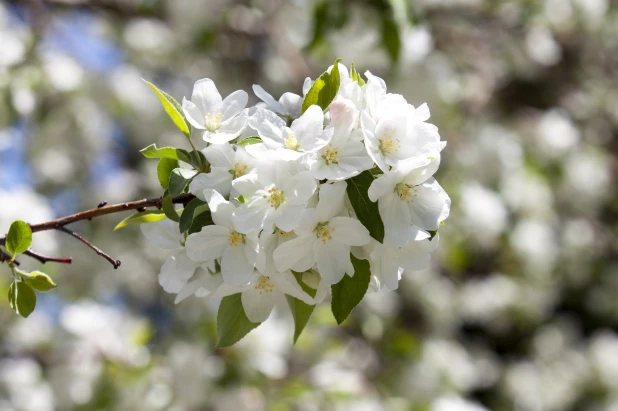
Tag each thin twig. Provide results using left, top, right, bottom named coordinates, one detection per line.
left=57, top=227, right=121, bottom=269
left=23, top=249, right=73, bottom=265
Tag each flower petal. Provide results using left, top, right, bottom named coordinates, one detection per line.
left=202, top=142, right=235, bottom=167
left=185, top=225, right=230, bottom=262
left=379, top=193, right=413, bottom=248
left=270, top=271, right=314, bottom=305
left=220, top=90, right=248, bottom=120
left=408, top=178, right=451, bottom=231
left=202, top=189, right=235, bottom=228
left=182, top=97, right=205, bottom=130
left=241, top=281, right=276, bottom=322
left=329, top=216, right=371, bottom=246
left=192, top=78, right=222, bottom=114
left=273, top=234, right=315, bottom=272
left=141, top=219, right=182, bottom=250
left=316, top=181, right=346, bottom=222
left=189, top=169, right=232, bottom=199
left=159, top=251, right=198, bottom=293
left=221, top=245, right=255, bottom=286
left=313, top=240, right=349, bottom=284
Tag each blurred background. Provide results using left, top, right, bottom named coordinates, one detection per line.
left=0, top=0, right=617, bottom=410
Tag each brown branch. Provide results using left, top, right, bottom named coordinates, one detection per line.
left=57, top=227, right=120, bottom=269
left=0, top=249, right=19, bottom=266
left=23, top=249, right=73, bottom=265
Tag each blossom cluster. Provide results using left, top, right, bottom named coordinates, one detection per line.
left=141, top=62, right=450, bottom=342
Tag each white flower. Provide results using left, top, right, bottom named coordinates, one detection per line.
left=307, top=99, right=373, bottom=180
left=185, top=189, right=264, bottom=286
left=252, top=84, right=302, bottom=119
left=273, top=181, right=371, bottom=284
left=189, top=143, right=258, bottom=198
left=141, top=218, right=211, bottom=294
left=182, top=78, right=248, bottom=144
left=231, top=160, right=317, bottom=233
left=248, top=106, right=333, bottom=161
left=362, top=102, right=442, bottom=172
left=369, top=233, right=439, bottom=291
left=368, top=154, right=450, bottom=247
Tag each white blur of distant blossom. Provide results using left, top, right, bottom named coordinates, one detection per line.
left=0, top=188, right=57, bottom=255
left=145, top=65, right=449, bottom=319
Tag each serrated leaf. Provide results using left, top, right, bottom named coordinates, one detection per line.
left=21, top=270, right=56, bottom=292
left=286, top=271, right=318, bottom=344
left=237, top=136, right=262, bottom=146
left=188, top=205, right=214, bottom=234
left=301, top=58, right=342, bottom=113
left=346, top=170, right=385, bottom=243
left=216, top=294, right=261, bottom=348
left=331, top=255, right=371, bottom=324
left=114, top=210, right=166, bottom=231
left=143, top=79, right=190, bottom=137
left=8, top=281, right=36, bottom=318
left=381, top=16, right=401, bottom=63
left=179, top=198, right=207, bottom=233
left=162, top=195, right=180, bottom=222
left=168, top=168, right=197, bottom=198
left=157, top=158, right=178, bottom=190
left=140, top=144, right=182, bottom=160
left=6, top=220, right=32, bottom=256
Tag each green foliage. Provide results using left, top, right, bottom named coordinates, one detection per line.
left=168, top=168, right=197, bottom=198
left=188, top=204, right=214, bottom=234
left=179, top=198, right=207, bottom=233
left=216, top=294, right=261, bottom=348
left=157, top=158, right=179, bottom=190
left=286, top=271, right=318, bottom=344
left=350, top=63, right=365, bottom=86
left=143, top=80, right=190, bottom=137
left=6, top=220, right=32, bottom=257
left=140, top=144, right=186, bottom=161
left=21, top=270, right=57, bottom=292
left=162, top=195, right=180, bottom=222
left=302, top=58, right=342, bottom=113
left=237, top=136, right=262, bottom=146
left=381, top=15, right=401, bottom=63
left=331, top=255, right=371, bottom=324
left=346, top=171, right=385, bottom=243
left=114, top=210, right=167, bottom=231
left=8, top=281, right=36, bottom=318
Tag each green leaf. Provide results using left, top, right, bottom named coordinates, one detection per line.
left=350, top=63, right=365, bottom=86
left=187, top=150, right=208, bottom=171
left=301, top=58, right=342, bottom=113
left=8, top=281, right=36, bottom=318
left=179, top=198, right=207, bottom=233
left=216, top=294, right=262, bottom=348
left=286, top=271, right=318, bottom=344
left=6, top=220, right=32, bottom=256
left=162, top=195, right=180, bottom=222
left=331, top=255, right=371, bottom=324
left=307, top=1, right=329, bottom=50
left=237, top=136, right=262, bottom=146
left=168, top=168, right=197, bottom=198
left=188, top=204, right=214, bottom=234
left=346, top=170, right=385, bottom=243
left=427, top=229, right=438, bottom=241
left=381, top=16, right=401, bottom=63
left=140, top=144, right=183, bottom=160
left=114, top=210, right=166, bottom=231
left=143, top=79, right=190, bottom=137
left=21, top=270, right=56, bottom=292
left=157, top=158, right=178, bottom=190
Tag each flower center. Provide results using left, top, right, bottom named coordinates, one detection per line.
left=284, top=131, right=299, bottom=151
left=322, top=144, right=340, bottom=165
left=229, top=162, right=248, bottom=178
left=263, top=187, right=286, bottom=209
left=394, top=182, right=418, bottom=203
left=255, top=276, right=275, bottom=294
left=314, top=221, right=335, bottom=244
left=204, top=112, right=224, bottom=132
left=379, top=135, right=400, bottom=155
left=228, top=230, right=246, bottom=247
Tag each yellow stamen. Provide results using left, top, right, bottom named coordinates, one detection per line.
left=228, top=230, right=246, bottom=247
left=231, top=162, right=248, bottom=178
left=264, top=187, right=286, bottom=209
left=394, top=182, right=419, bottom=204
left=314, top=222, right=335, bottom=244
left=255, top=276, right=275, bottom=294
left=204, top=112, right=224, bottom=132
left=379, top=135, right=400, bottom=155
left=284, top=131, right=299, bottom=151
left=322, top=144, right=340, bottom=165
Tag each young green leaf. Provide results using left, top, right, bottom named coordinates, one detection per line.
left=6, top=220, right=32, bottom=256
left=141, top=144, right=181, bottom=160
left=346, top=170, right=385, bottom=243
left=350, top=63, right=365, bottom=86
left=114, top=210, right=167, bottom=231
left=168, top=168, right=198, bottom=198
left=286, top=271, right=318, bottom=344
left=143, top=79, right=190, bottom=137
left=157, top=158, right=179, bottom=190
left=301, top=58, right=342, bottom=113
left=179, top=198, right=207, bottom=233
left=188, top=205, right=214, bottom=234
left=216, top=294, right=262, bottom=348
left=21, top=270, right=57, bottom=292
left=331, top=255, right=371, bottom=324
left=8, top=281, right=36, bottom=318
left=238, top=136, right=262, bottom=146
left=162, top=195, right=180, bottom=222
